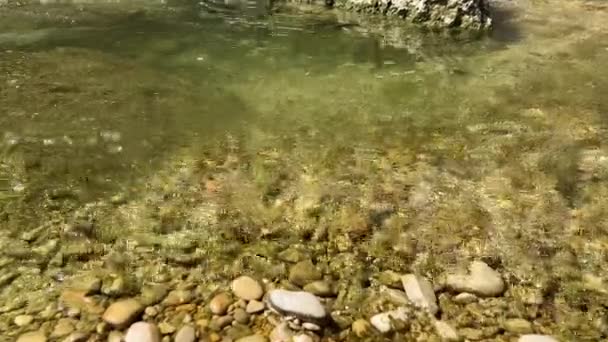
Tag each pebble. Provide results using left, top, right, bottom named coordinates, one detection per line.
left=140, top=284, right=169, bottom=306
left=164, top=290, right=193, bottom=306
left=452, top=292, right=478, bottom=304
left=352, top=319, right=372, bottom=337
left=210, top=315, right=234, bottom=331
left=232, top=276, right=264, bottom=301
left=210, top=293, right=233, bottom=315
left=288, top=260, right=322, bottom=287
left=302, top=322, right=321, bottom=331
left=175, top=325, right=196, bottom=342
left=107, top=331, right=123, bottom=342
left=518, top=335, right=559, bottom=342
left=267, top=290, right=327, bottom=323
left=370, top=307, right=409, bottom=333
left=269, top=322, right=295, bottom=342
left=433, top=320, right=460, bottom=341
left=158, top=321, right=177, bottom=334
left=51, top=318, right=75, bottom=338
left=16, top=331, right=47, bottom=342
left=504, top=318, right=534, bottom=334
left=246, top=300, right=265, bottom=314
left=401, top=274, right=439, bottom=315
left=103, top=298, right=144, bottom=328
left=14, top=314, right=34, bottom=327
left=234, top=308, right=250, bottom=324
left=125, top=322, right=161, bottom=342
left=62, top=332, right=89, bottom=342
left=303, top=281, right=335, bottom=297
left=235, top=335, right=268, bottom=342
left=444, top=261, right=505, bottom=297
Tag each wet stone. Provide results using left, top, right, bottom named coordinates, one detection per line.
left=401, top=274, right=438, bottom=315
left=158, top=321, right=176, bottom=334
left=377, top=270, right=403, bottom=288
left=288, top=260, right=322, bottom=287
left=504, top=318, right=534, bottom=334
left=267, top=290, right=327, bottom=323
left=459, top=328, right=484, bottom=340
left=140, top=284, right=169, bottom=306
left=246, top=300, right=265, bottom=314
left=278, top=248, right=309, bottom=263
left=102, top=298, right=144, bottom=328
left=270, top=322, right=295, bottom=342
left=232, top=276, right=264, bottom=301
left=175, top=325, right=196, bottom=342
left=125, top=322, right=161, bottom=342
left=452, top=292, right=478, bottom=304
left=445, top=261, right=505, bottom=297
left=303, top=280, right=335, bottom=297
left=210, top=293, right=232, bottom=315
left=107, top=331, right=123, bottom=342
left=17, top=331, right=47, bottom=342
left=518, top=335, right=559, bottom=342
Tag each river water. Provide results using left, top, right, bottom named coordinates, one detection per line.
left=1, top=0, right=608, bottom=340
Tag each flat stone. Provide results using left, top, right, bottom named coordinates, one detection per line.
left=51, top=318, right=75, bottom=338
left=269, top=322, right=294, bottom=342
left=102, top=298, right=144, bottom=328
left=235, top=335, right=268, bottom=342
left=246, top=300, right=265, bottom=314
left=125, top=322, right=161, bottom=342
left=17, top=331, right=47, bottom=342
left=504, top=318, right=534, bottom=334
left=164, top=290, right=193, bottom=306
left=232, top=276, right=264, bottom=301
left=370, top=307, right=409, bottom=333
left=288, top=260, right=322, bottom=287
left=445, top=261, right=505, bottom=297
left=209, top=293, right=233, bottom=315
left=401, top=274, right=438, bottom=315
left=267, top=290, right=327, bottom=323
left=518, top=335, right=559, bottom=342
left=175, top=325, right=196, bottom=342
left=14, top=314, right=34, bottom=327
left=433, top=320, right=460, bottom=341
left=303, top=280, right=335, bottom=297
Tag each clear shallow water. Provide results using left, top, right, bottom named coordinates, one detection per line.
left=1, top=0, right=608, bottom=339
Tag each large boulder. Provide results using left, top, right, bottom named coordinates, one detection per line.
left=334, top=0, right=492, bottom=30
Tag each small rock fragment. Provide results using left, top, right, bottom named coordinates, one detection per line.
left=518, top=335, right=559, bottom=342
left=246, top=300, right=265, bottom=314
left=62, top=332, right=89, bottom=342
left=504, top=318, right=534, bottom=334
left=234, top=308, right=250, bottom=324
left=210, top=315, right=234, bottom=331
left=103, top=299, right=144, bottom=328
left=289, top=260, right=322, bottom=287
left=158, top=321, right=177, bottom=334
left=452, top=293, right=477, bottom=305
left=209, top=293, right=232, bottom=315
left=370, top=307, right=409, bottom=333
left=125, top=322, right=160, bottom=342
left=302, top=322, right=321, bottom=331
left=51, top=318, right=75, bottom=338
left=267, top=290, right=327, bottom=323
left=401, top=274, right=438, bottom=315
left=433, top=320, right=460, bottom=341
left=445, top=261, right=505, bottom=297
left=107, top=331, right=123, bottom=342
left=232, top=276, right=264, bottom=301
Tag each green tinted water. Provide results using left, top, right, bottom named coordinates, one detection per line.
left=1, top=0, right=608, bottom=339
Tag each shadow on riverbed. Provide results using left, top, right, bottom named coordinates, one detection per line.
left=489, top=4, right=522, bottom=43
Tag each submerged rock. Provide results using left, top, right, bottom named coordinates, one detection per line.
left=267, top=290, right=327, bottom=323
left=232, top=276, right=264, bottom=301
left=289, top=260, right=322, bottom=287
left=444, top=261, right=505, bottom=297
left=401, top=274, right=438, bottom=315
left=102, top=299, right=144, bottom=328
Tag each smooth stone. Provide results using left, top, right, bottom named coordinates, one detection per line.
left=433, top=320, right=460, bottom=341
left=518, top=335, right=559, bottom=342
left=303, top=281, right=335, bottom=297
left=370, top=307, right=409, bottom=333
left=209, top=293, right=233, bottom=315
left=175, top=325, right=196, bottom=342
left=269, top=322, right=294, bottom=342
left=17, top=331, right=47, bottom=342
left=504, top=318, right=534, bottom=334
left=125, top=322, right=161, bottom=342
left=352, top=319, right=372, bottom=337
left=232, top=276, right=264, bottom=301
left=384, top=288, right=410, bottom=306
left=62, top=332, right=89, bottom=342
left=288, top=260, right=322, bottom=287
left=234, top=308, right=250, bottom=324
left=14, top=314, right=34, bottom=327
left=245, top=300, right=265, bottom=314
left=452, top=292, right=478, bottom=304
left=267, top=290, right=327, bottom=323
left=164, top=290, right=193, bottom=306
left=401, top=274, right=439, bottom=315
left=235, top=335, right=268, bottom=342
left=51, top=319, right=75, bottom=338
left=103, top=299, right=144, bottom=328
left=445, top=261, right=505, bottom=297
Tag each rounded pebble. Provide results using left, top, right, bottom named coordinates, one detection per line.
left=14, top=314, right=34, bottom=327
left=232, top=276, right=264, bottom=301
left=267, top=290, right=327, bottom=323
left=125, top=322, right=161, bottom=342
left=209, top=293, right=233, bottom=315
left=175, top=325, right=196, bottom=342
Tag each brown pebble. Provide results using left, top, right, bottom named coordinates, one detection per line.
left=103, top=298, right=144, bottom=328
left=209, top=293, right=232, bottom=315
